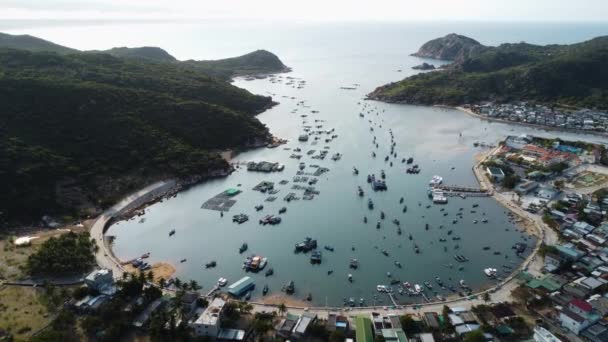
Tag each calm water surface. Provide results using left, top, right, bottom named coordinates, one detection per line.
left=17, top=21, right=606, bottom=305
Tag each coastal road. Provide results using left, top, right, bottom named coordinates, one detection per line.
left=90, top=180, right=176, bottom=278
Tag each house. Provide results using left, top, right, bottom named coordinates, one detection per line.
left=327, top=314, right=349, bottom=331
left=489, top=303, right=517, bottom=322
left=536, top=185, right=559, bottom=200
left=133, top=297, right=167, bottom=328
left=277, top=313, right=300, bottom=339
left=423, top=312, right=441, bottom=330
left=292, top=313, right=317, bottom=339
left=533, top=326, right=562, bottom=342
left=73, top=294, right=110, bottom=313
left=582, top=320, right=608, bottom=342
left=559, top=299, right=601, bottom=335
left=190, top=298, right=225, bottom=337
left=84, top=268, right=115, bottom=294
left=516, top=180, right=539, bottom=195
left=486, top=167, right=505, bottom=182
left=180, top=292, right=200, bottom=314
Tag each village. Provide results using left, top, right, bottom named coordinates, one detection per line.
left=465, top=103, right=608, bottom=134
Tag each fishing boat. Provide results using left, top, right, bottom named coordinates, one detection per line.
left=348, top=274, right=353, bottom=282
left=205, top=261, right=216, bottom=268
left=400, top=197, right=404, bottom=204
left=310, top=251, right=322, bottom=264
left=382, top=250, right=389, bottom=256
left=484, top=268, right=498, bottom=278
left=358, top=186, right=364, bottom=197
left=403, top=205, right=407, bottom=213
left=245, top=291, right=251, bottom=300
left=353, top=167, right=359, bottom=175
left=327, top=270, right=334, bottom=275
left=239, top=243, right=248, bottom=254
left=306, top=293, right=312, bottom=301
left=180, top=259, right=187, bottom=263
left=279, top=207, right=287, bottom=214
left=363, top=216, right=368, bottom=223
left=377, top=285, right=388, bottom=292
left=218, top=277, right=228, bottom=287
left=380, top=211, right=385, bottom=219
left=349, top=259, right=359, bottom=269
left=169, top=229, right=176, bottom=236
left=368, top=199, right=374, bottom=209
left=324, top=245, right=335, bottom=251
left=394, top=261, right=402, bottom=268
left=284, top=281, right=295, bottom=294
left=255, top=204, right=264, bottom=211
left=376, top=222, right=381, bottom=229
left=414, top=284, right=422, bottom=293
left=263, top=284, right=269, bottom=295
left=265, top=268, right=274, bottom=277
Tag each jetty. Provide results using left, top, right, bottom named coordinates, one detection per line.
left=435, top=185, right=491, bottom=197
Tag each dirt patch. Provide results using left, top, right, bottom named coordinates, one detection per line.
left=257, top=293, right=311, bottom=307
left=123, top=262, right=176, bottom=283
left=0, top=286, right=53, bottom=340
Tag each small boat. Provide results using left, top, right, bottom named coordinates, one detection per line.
left=380, top=211, right=385, bottom=220
left=239, top=243, right=248, bottom=254
left=368, top=199, right=374, bottom=209
left=381, top=250, right=389, bottom=256
left=349, top=259, right=359, bottom=269
left=255, top=204, right=264, bottom=211
left=402, top=206, right=407, bottom=213
left=353, top=167, right=359, bottom=175
left=180, top=258, right=187, bottom=263
left=285, top=281, right=295, bottom=294
left=324, top=245, right=335, bottom=251
left=363, top=216, right=368, bottom=223
left=279, top=207, right=287, bottom=214
left=169, top=229, right=176, bottom=236
left=218, top=277, right=228, bottom=287
left=328, top=270, right=334, bottom=275
left=263, top=284, right=269, bottom=295
left=205, top=261, right=216, bottom=268
left=348, top=274, right=353, bottom=282
left=376, top=222, right=381, bottom=229
left=395, top=261, right=402, bottom=268
left=265, top=268, right=274, bottom=277
left=400, top=197, right=404, bottom=204
left=245, top=291, right=251, bottom=300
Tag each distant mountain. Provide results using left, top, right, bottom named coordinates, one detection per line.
left=370, top=35, right=608, bottom=109
left=411, top=33, right=486, bottom=62
left=184, top=50, right=290, bottom=80
left=0, top=34, right=289, bottom=225
left=0, top=32, right=77, bottom=54
left=0, top=32, right=288, bottom=77
left=90, top=46, right=177, bottom=62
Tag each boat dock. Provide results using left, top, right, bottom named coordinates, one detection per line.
left=435, top=185, right=491, bottom=197
left=206, top=285, right=220, bottom=297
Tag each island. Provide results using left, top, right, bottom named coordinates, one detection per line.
left=0, top=32, right=289, bottom=226
left=369, top=34, right=608, bottom=113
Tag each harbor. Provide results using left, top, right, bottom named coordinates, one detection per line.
left=103, top=47, right=607, bottom=307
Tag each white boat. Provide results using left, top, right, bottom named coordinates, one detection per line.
left=218, top=277, right=228, bottom=287
left=414, top=284, right=422, bottom=293
left=259, top=257, right=268, bottom=270
left=377, top=285, right=387, bottom=292
left=484, top=268, right=497, bottom=277
left=429, top=175, right=443, bottom=186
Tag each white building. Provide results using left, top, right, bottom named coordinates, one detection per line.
left=84, top=269, right=115, bottom=294
left=190, top=298, right=225, bottom=337
left=533, top=326, right=562, bottom=342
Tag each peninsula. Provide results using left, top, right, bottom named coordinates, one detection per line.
left=0, top=33, right=289, bottom=226
left=369, top=34, right=608, bottom=110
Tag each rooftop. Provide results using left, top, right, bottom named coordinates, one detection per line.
left=194, top=298, right=225, bottom=326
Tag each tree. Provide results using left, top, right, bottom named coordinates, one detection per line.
left=329, top=330, right=346, bottom=342
left=146, top=270, right=155, bottom=282
left=511, top=285, right=533, bottom=305
left=400, top=315, right=419, bottom=335
left=26, top=232, right=96, bottom=276
left=502, top=174, right=520, bottom=189
left=189, top=280, right=201, bottom=292
left=278, top=302, right=287, bottom=316
left=482, top=292, right=491, bottom=302
left=159, top=278, right=167, bottom=289
left=464, top=330, right=485, bottom=342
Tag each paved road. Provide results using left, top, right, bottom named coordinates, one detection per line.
left=90, top=180, right=176, bottom=278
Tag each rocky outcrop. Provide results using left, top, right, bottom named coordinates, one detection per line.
left=412, top=62, right=436, bottom=70
left=411, top=33, right=486, bottom=62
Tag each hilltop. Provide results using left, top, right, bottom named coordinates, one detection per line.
left=0, top=32, right=288, bottom=76
left=370, top=35, right=608, bottom=109
left=411, top=33, right=487, bottom=62
left=0, top=34, right=288, bottom=225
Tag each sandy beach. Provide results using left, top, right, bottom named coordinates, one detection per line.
left=123, top=262, right=176, bottom=282
left=256, top=293, right=311, bottom=307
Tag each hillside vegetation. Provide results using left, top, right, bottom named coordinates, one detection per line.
left=0, top=33, right=288, bottom=225
left=370, top=35, right=608, bottom=109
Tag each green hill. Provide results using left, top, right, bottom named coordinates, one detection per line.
left=90, top=46, right=177, bottom=62
left=183, top=49, right=290, bottom=80
left=0, top=32, right=77, bottom=54
left=0, top=48, right=276, bottom=225
left=369, top=35, right=608, bottom=109
left=0, top=32, right=288, bottom=76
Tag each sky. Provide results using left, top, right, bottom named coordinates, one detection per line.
left=1, top=0, right=608, bottom=23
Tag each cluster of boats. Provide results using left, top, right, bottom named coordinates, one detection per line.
left=406, top=164, right=421, bottom=174
left=242, top=255, right=268, bottom=272
left=232, top=214, right=249, bottom=224
left=130, top=254, right=151, bottom=271
left=295, top=237, right=317, bottom=252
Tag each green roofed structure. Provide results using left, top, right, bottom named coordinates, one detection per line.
left=527, top=274, right=567, bottom=292
left=225, top=188, right=241, bottom=196
left=356, top=316, right=374, bottom=342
